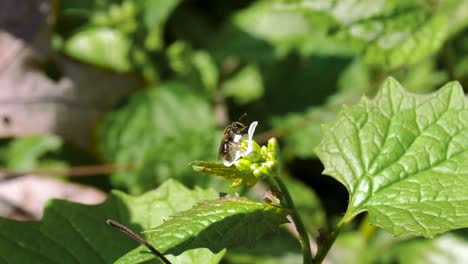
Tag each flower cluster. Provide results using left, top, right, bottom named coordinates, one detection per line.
left=225, top=121, right=280, bottom=184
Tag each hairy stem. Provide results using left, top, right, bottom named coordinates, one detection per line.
left=273, top=175, right=314, bottom=264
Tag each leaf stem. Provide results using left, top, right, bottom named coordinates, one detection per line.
left=272, top=175, right=314, bottom=264
left=358, top=213, right=376, bottom=241
left=106, top=219, right=172, bottom=264
left=314, top=213, right=354, bottom=263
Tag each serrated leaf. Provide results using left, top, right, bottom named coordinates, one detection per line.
left=315, top=77, right=468, bottom=237
left=99, top=82, right=218, bottom=194
left=0, top=179, right=222, bottom=263
left=118, top=196, right=288, bottom=263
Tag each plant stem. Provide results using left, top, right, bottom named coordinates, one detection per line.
left=358, top=213, right=376, bottom=241
left=273, top=175, right=314, bottom=264
left=314, top=213, right=353, bottom=263
left=106, top=219, right=172, bottom=264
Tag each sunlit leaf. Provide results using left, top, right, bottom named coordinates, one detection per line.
left=118, top=196, right=287, bottom=263
left=316, top=77, right=468, bottom=237
left=64, top=27, right=132, bottom=72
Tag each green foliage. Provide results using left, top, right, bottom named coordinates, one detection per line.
left=4, top=0, right=467, bottom=263
left=3, top=135, right=64, bottom=171
left=316, top=77, right=468, bottom=237
left=280, top=0, right=468, bottom=69
left=285, top=177, right=326, bottom=233
left=0, top=180, right=223, bottom=263
left=221, top=64, right=264, bottom=105
left=332, top=3, right=448, bottom=68
left=223, top=229, right=302, bottom=264
left=56, top=0, right=181, bottom=77
left=64, top=27, right=132, bottom=72
left=99, top=82, right=218, bottom=194
left=191, top=161, right=259, bottom=187
left=382, top=233, right=468, bottom=264
left=167, top=41, right=219, bottom=93
left=118, top=195, right=287, bottom=263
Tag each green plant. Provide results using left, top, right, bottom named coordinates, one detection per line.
left=1, top=0, right=468, bottom=263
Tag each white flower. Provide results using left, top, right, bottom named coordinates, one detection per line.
left=222, top=121, right=258, bottom=167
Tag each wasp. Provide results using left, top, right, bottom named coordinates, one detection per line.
left=218, top=115, right=247, bottom=165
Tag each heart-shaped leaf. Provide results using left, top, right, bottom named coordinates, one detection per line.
left=315, top=77, right=468, bottom=237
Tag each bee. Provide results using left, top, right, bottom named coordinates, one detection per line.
left=218, top=115, right=247, bottom=165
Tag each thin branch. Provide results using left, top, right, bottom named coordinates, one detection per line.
left=106, top=219, right=172, bottom=264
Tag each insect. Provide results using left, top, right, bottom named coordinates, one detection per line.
left=218, top=115, right=247, bottom=165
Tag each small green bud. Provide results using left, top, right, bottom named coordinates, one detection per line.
left=267, top=152, right=275, bottom=161
left=267, top=138, right=279, bottom=156
left=250, top=163, right=260, bottom=172
left=234, top=159, right=252, bottom=173
left=265, top=160, right=276, bottom=169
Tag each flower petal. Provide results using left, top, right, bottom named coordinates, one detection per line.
left=244, top=121, right=258, bottom=155
left=247, top=121, right=258, bottom=141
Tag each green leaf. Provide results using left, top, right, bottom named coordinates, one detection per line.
left=382, top=233, right=468, bottom=264
left=222, top=64, right=264, bottom=105
left=0, top=179, right=222, bottom=263
left=395, top=58, right=448, bottom=94
left=142, top=0, right=182, bottom=50
left=167, top=41, right=219, bottom=93
left=63, top=27, right=132, bottom=72
left=118, top=196, right=287, bottom=263
left=190, top=161, right=259, bottom=187
left=99, top=82, right=218, bottom=194
left=315, top=77, right=468, bottom=237
left=211, top=1, right=350, bottom=64
left=223, top=229, right=302, bottom=264
left=5, top=135, right=63, bottom=171
left=333, top=3, right=448, bottom=68
left=328, top=232, right=370, bottom=264
left=282, top=0, right=452, bottom=68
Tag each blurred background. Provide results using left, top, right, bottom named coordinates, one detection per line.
left=0, top=0, right=467, bottom=263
